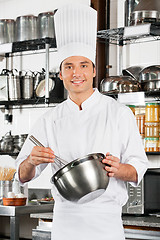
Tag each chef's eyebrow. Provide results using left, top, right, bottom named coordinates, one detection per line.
left=63, top=61, right=90, bottom=65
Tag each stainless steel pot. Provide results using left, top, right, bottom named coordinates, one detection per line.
left=122, top=66, right=143, bottom=81
left=118, top=78, right=141, bottom=93
left=100, top=76, right=122, bottom=93
left=51, top=153, right=109, bottom=204
left=130, top=10, right=160, bottom=25
left=0, top=19, right=15, bottom=44
left=37, top=11, right=56, bottom=38
left=21, top=71, right=34, bottom=99
left=0, top=132, right=14, bottom=153
left=139, top=65, right=160, bottom=81
left=16, top=15, right=38, bottom=41
left=8, top=70, right=21, bottom=100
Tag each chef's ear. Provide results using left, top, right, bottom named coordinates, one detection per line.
left=59, top=71, right=63, bottom=80
left=93, top=64, right=96, bottom=77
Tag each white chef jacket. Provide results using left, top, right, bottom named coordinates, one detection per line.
left=16, top=88, right=148, bottom=240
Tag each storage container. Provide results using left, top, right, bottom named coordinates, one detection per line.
left=145, top=137, right=159, bottom=152
left=145, top=103, right=159, bottom=122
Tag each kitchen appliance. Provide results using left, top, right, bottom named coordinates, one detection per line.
left=123, top=168, right=160, bottom=215
left=16, top=15, right=38, bottom=41
left=37, top=11, right=56, bottom=38
left=0, top=19, right=15, bottom=44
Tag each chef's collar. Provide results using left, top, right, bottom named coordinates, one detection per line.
left=67, top=88, right=101, bottom=111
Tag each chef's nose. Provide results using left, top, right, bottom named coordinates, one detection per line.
left=73, top=67, right=82, bottom=77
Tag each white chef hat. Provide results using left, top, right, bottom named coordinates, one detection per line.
left=54, top=4, right=97, bottom=66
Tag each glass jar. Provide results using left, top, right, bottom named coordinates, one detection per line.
left=145, top=103, right=159, bottom=122
left=145, top=137, right=159, bottom=152
left=145, top=122, right=159, bottom=138
left=136, top=114, right=145, bottom=135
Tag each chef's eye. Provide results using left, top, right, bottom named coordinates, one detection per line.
left=65, top=65, right=72, bottom=70
left=81, top=64, right=87, bottom=68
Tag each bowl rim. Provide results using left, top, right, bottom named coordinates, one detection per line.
left=52, top=153, right=105, bottom=183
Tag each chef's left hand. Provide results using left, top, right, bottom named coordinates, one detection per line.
left=102, top=152, right=120, bottom=177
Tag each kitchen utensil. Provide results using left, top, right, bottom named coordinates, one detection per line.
left=100, top=76, right=120, bottom=93
left=20, top=70, right=34, bottom=99
left=122, top=66, right=143, bottom=81
left=29, top=135, right=68, bottom=167
left=139, top=65, right=160, bottom=81
left=0, top=181, right=12, bottom=199
left=35, top=78, right=55, bottom=97
left=0, top=19, right=15, bottom=44
left=16, top=15, right=38, bottom=41
left=130, top=10, right=160, bottom=25
left=134, top=0, right=160, bottom=12
left=118, top=77, right=141, bottom=93
left=37, top=11, right=56, bottom=38
left=3, top=197, right=27, bottom=206
left=0, top=69, right=9, bottom=101
left=124, top=0, right=140, bottom=26
left=0, top=131, right=14, bottom=153
left=8, top=69, right=21, bottom=100
left=13, top=134, right=28, bottom=152
left=51, top=153, right=109, bottom=203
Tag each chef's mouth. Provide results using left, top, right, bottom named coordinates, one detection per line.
left=71, top=80, right=85, bottom=85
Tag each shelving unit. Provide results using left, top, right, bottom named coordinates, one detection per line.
left=0, top=37, right=65, bottom=106
left=97, top=22, right=160, bottom=45
left=98, top=23, right=160, bottom=155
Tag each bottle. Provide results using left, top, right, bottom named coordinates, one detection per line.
left=12, top=178, right=21, bottom=195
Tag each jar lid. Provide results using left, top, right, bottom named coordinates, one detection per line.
left=146, top=103, right=159, bottom=106
left=145, top=122, right=159, bottom=126
left=145, top=137, right=159, bottom=140
left=127, top=105, right=135, bottom=107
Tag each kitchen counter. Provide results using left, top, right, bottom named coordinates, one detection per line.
left=0, top=203, right=54, bottom=240
left=31, top=212, right=160, bottom=240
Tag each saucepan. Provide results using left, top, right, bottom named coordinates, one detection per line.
left=51, top=153, right=109, bottom=204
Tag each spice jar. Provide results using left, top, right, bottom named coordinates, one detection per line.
left=145, top=122, right=159, bottom=138
left=145, top=103, right=159, bottom=122
left=136, top=114, right=145, bottom=136
left=145, top=137, right=159, bottom=152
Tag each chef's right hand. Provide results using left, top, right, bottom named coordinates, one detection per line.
left=28, top=146, right=55, bottom=166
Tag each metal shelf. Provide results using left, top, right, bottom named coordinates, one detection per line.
left=7, top=37, right=57, bottom=54
left=97, top=22, right=160, bottom=45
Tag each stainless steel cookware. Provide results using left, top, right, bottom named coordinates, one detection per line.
left=29, top=135, right=68, bottom=167
left=0, top=132, right=14, bottom=153
left=37, top=11, right=56, bottom=38
left=118, top=77, right=141, bottom=93
left=16, top=15, right=38, bottom=41
left=8, top=69, right=21, bottom=100
left=51, top=153, right=109, bottom=203
left=20, top=70, right=34, bottom=99
left=130, top=10, right=160, bottom=25
left=13, top=134, right=28, bottom=152
left=139, top=65, right=160, bottom=81
left=0, top=19, right=15, bottom=44
left=100, top=76, right=121, bottom=93
left=122, top=66, right=143, bottom=81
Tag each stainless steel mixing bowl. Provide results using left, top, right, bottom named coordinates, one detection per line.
left=51, top=153, right=109, bottom=204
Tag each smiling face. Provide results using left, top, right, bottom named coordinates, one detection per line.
left=59, top=56, right=96, bottom=105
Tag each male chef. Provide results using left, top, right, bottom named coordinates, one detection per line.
left=16, top=4, right=148, bottom=240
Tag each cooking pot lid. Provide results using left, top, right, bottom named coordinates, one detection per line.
left=36, top=79, right=54, bottom=97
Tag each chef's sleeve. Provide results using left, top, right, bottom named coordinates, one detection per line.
left=119, top=106, right=149, bottom=187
